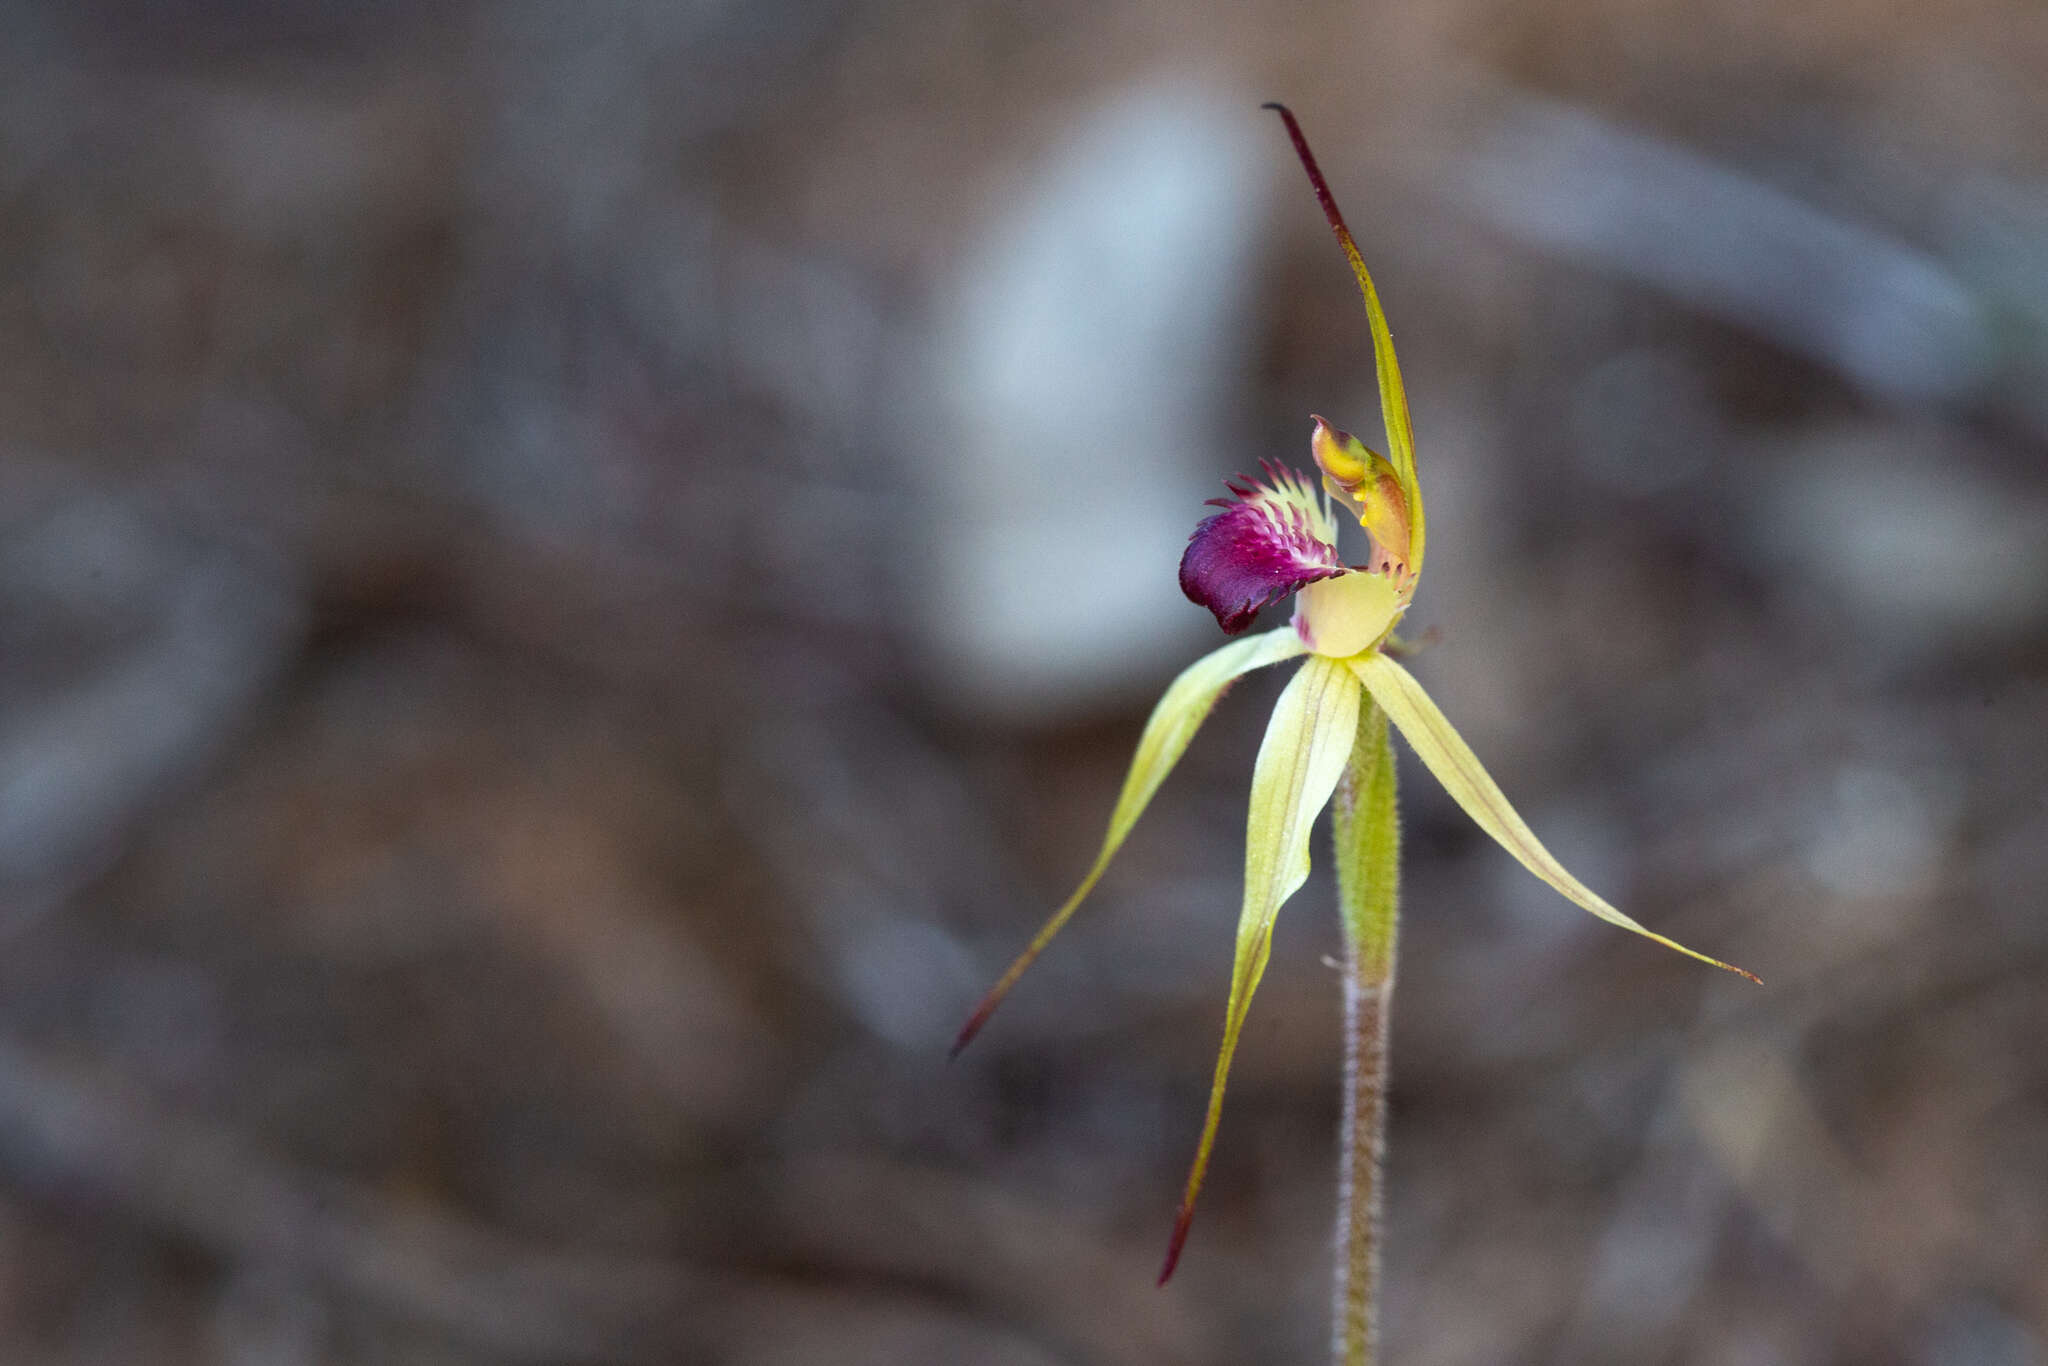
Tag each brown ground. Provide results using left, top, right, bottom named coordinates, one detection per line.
left=1, top=2, right=2044, bottom=1362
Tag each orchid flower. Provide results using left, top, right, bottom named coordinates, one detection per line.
left=952, top=105, right=1757, bottom=1289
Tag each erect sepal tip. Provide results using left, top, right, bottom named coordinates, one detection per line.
left=1268, top=105, right=1427, bottom=577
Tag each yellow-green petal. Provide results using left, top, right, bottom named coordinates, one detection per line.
left=951, top=627, right=1309, bottom=1057
left=1161, top=653, right=1363, bottom=1281
left=1349, top=652, right=1759, bottom=983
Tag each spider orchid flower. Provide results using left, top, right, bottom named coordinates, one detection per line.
left=951, top=104, right=1757, bottom=1286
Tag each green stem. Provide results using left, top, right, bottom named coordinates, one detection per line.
left=1329, top=700, right=1400, bottom=1366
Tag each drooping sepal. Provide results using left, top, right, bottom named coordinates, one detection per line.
left=1349, top=653, right=1760, bottom=983
left=1160, top=654, right=1363, bottom=1282
left=1180, top=464, right=1344, bottom=634
left=950, top=627, right=1309, bottom=1059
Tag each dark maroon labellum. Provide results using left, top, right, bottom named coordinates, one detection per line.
left=1178, top=472, right=1344, bottom=633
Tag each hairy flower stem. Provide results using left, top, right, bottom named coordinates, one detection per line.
left=1329, top=700, right=1400, bottom=1366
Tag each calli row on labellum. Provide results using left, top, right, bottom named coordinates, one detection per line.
left=951, top=102, right=1758, bottom=1287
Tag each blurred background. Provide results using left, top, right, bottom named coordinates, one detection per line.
left=1, top=0, right=2044, bottom=1362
